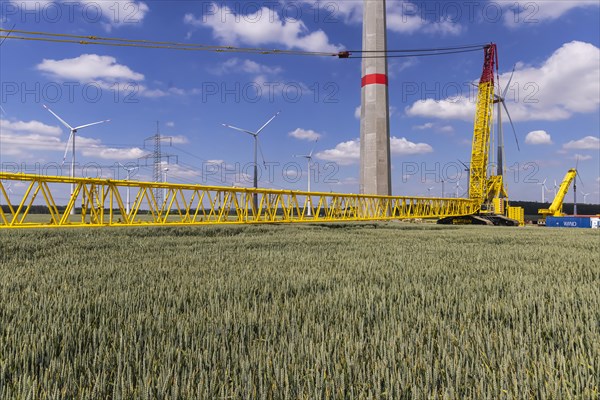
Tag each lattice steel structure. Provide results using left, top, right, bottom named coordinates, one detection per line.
left=0, top=173, right=478, bottom=229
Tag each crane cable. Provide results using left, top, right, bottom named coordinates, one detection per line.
left=0, top=28, right=486, bottom=59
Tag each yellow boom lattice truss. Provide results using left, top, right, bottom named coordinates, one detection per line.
left=469, top=80, right=494, bottom=203
left=0, top=173, right=478, bottom=229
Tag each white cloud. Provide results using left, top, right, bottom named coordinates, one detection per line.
left=37, top=54, right=144, bottom=82
left=501, top=0, right=599, bottom=27
left=387, top=2, right=462, bottom=35
left=406, top=41, right=600, bottom=122
left=414, top=122, right=434, bottom=130
left=289, top=128, right=321, bottom=141
left=165, top=121, right=175, bottom=128
left=36, top=54, right=189, bottom=98
left=413, top=122, right=455, bottom=134
left=170, top=135, right=189, bottom=145
left=406, top=96, right=475, bottom=121
left=0, top=118, right=143, bottom=160
left=312, top=1, right=462, bottom=35
left=184, top=4, right=342, bottom=53
left=563, top=136, right=600, bottom=150
left=316, top=136, right=432, bottom=165
left=0, top=119, right=62, bottom=136
left=316, top=139, right=360, bottom=166
left=390, top=137, right=434, bottom=155
left=572, top=154, right=592, bottom=161
left=525, top=130, right=553, bottom=145
left=8, top=0, right=149, bottom=30
left=211, top=58, right=283, bottom=76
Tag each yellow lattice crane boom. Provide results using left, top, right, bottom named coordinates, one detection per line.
left=538, top=169, right=577, bottom=217
left=469, top=44, right=497, bottom=203
left=439, top=44, right=524, bottom=226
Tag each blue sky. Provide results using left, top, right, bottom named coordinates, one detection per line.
left=1, top=0, right=599, bottom=205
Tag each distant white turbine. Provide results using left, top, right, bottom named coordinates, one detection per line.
left=43, top=105, right=110, bottom=214
left=582, top=192, right=590, bottom=204
left=294, top=139, right=318, bottom=216
left=455, top=181, right=464, bottom=198
left=222, top=111, right=281, bottom=210
left=538, top=178, right=548, bottom=203
left=118, top=163, right=138, bottom=214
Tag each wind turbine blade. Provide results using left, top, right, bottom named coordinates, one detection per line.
left=0, top=106, right=6, bottom=116
left=43, top=104, right=74, bottom=131
left=576, top=167, right=585, bottom=188
left=255, top=111, right=281, bottom=135
left=457, top=159, right=469, bottom=170
left=74, top=119, right=110, bottom=130
left=502, top=64, right=516, bottom=99
left=501, top=101, right=520, bottom=151
left=61, top=131, right=74, bottom=167
left=309, top=138, right=318, bottom=158
left=222, top=123, right=256, bottom=136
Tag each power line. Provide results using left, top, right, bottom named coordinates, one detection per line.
left=0, top=28, right=341, bottom=57
left=0, top=28, right=486, bottom=59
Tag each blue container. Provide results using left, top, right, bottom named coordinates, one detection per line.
left=546, top=216, right=592, bottom=228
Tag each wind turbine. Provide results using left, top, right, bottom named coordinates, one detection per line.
left=493, top=65, right=520, bottom=177
left=538, top=178, right=548, bottom=203
left=458, top=159, right=470, bottom=195
left=427, top=186, right=434, bottom=197
left=582, top=192, right=590, bottom=204
left=43, top=105, right=110, bottom=214
left=222, top=111, right=281, bottom=210
left=455, top=181, right=464, bottom=198
left=294, top=139, right=318, bottom=216
left=552, top=179, right=559, bottom=199
left=118, top=163, right=138, bottom=214
left=573, top=156, right=585, bottom=215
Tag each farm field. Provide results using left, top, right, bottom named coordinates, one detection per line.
left=0, top=223, right=598, bottom=398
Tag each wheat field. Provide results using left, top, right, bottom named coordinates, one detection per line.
left=0, top=223, right=598, bottom=399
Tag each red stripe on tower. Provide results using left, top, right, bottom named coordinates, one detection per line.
left=361, top=73, right=388, bottom=87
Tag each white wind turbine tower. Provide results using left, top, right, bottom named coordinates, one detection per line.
left=455, top=181, right=464, bottom=198
left=43, top=105, right=110, bottom=214
left=294, top=139, right=318, bottom=216
left=493, top=65, right=520, bottom=178
left=582, top=192, right=590, bottom=204
left=538, top=178, right=548, bottom=203
left=222, top=111, right=281, bottom=211
left=118, top=163, right=138, bottom=214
